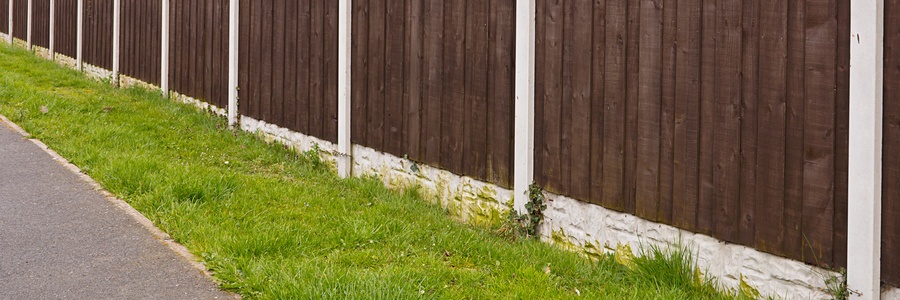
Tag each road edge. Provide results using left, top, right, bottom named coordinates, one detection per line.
left=0, top=114, right=241, bottom=299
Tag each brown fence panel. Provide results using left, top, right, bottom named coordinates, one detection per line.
left=54, top=0, right=77, bottom=58
left=12, top=0, right=24, bottom=40
left=238, top=0, right=337, bottom=143
left=535, top=0, right=849, bottom=269
left=883, top=0, right=900, bottom=288
left=83, top=0, right=112, bottom=69
left=351, top=0, right=515, bottom=187
left=0, top=0, right=8, bottom=34
left=120, top=0, right=160, bottom=85
left=32, top=0, right=48, bottom=48
left=170, top=0, right=228, bottom=108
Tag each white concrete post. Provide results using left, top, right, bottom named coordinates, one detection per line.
left=849, top=1, right=885, bottom=299
left=111, top=0, right=119, bottom=85
left=336, top=0, right=352, bottom=178
left=227, top=0, right=238, bottom=125
left=76, top=0, right=82, bottom=71
left=7, top=0, right=12, bottom=45
left=161, top=0, right=168, bottom=97
left=26, top=0, right=31, bottom=49
left=49, top=0, right=54, bottom=59
left=513, top=0, right=536, bottom=213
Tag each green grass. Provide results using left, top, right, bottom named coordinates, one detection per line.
left=0, top=44, right=750, bottom=299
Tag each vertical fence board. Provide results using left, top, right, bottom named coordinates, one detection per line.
left=588, top=0, right=605, bottom=206
left=384, top=0, right=404, bottom=157
left=754, top=0, right=787, bottom=256
left=782, top=0, right=806, bottom=260
left=421, top=0, right=442, bottom=167
left=657, top=0, right=676, bottom=224
left=296, top=0, right=311, bottom=134
left=601, top=0, right=626, bottom=212
left=440, top=0, right=465, bottom=175
left=635, top=0, right=661, bottom=221
left=801, top=0, right=836, bottom=266
left=323, top=1, right=337, bottom=142
left=0, top=0, right=7, bottom=34
left=623, top=0, right=640, bottom=214
left=832, top=0, right=849, bottom=271
left=539, top=0, right=562, bottom=194
left=696, top=0, right=715, bottom=235
left=883, top=0, right=900, bottom=287
left=712, top=0, right=741, bottom=243
left=403, top=0, right=422, bottom=161
left=365, top=0, right=384, bottom=150
left=738, top=0, right=760, bottom=247
left=672, top=0, right=701, bottom=231
left=567, top=0, right=591, bottom=202
left=351, top=0, right=367, bottom=144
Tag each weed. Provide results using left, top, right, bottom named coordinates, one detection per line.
left=496, top=182, right=547, bottom=240
left=824, top=268, right=859, bottom=300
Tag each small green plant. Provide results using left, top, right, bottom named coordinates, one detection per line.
left=301, top=143, right=324, bottom=169
left=825, top=268, right=854, bottom=300
left=496, top=182, right=547, bottom=240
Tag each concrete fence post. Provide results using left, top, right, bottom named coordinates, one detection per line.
left=26, top=0, right=31, bottom=49
left=849, top=0, right=885, bottom=299
left=49, top=0, right=54, bottom=59
left=513, top=0, right=536, bottom=213
left=7, top=0, right=11, bottom=45
left=111, top=0, right=119, bottom=85
left=227, top=0, right=238, bottom=125
left=336, top=0, right=351, bottom=178
left=161, top=0, right=168, bottom=97
left=76, top=0, right=82, bottom=70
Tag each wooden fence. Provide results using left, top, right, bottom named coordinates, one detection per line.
left=351, top=0, right=516, bottom=187
left=171, top=0, right=227, bottom=108
left=534, top=0, right=849, bottom=269
left=83, top=0, right=111, bottom=69
left=10, top=0, right=900, bottom=289
left=12, top=0, right=23, bottom=40
left=55, top=0, right=77, bottom=59
left=32, top=0, right=48, bottom=47
left=0, top=0, right=7, bottom=34
left=239, top=0, right=337, bottom=143
left=883, top=0, right=900, bottom=286
left=120, top=0, right=161, bottom=85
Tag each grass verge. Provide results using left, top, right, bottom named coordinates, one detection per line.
left=0, top=44, right=750, bottom=299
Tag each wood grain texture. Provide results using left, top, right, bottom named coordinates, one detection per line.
left=533, top=0, right=848, bottom=269
left=237, top=0, right=337, bottom=143
left=170, top=0, right=227, bottom=108
left=54, top=0, right=78, bottom=58
left=83, top=0, right=113, bottom=69
left=12, top=0, right=25, bottom=40
left=0, top=0, right=7, bottom=33
left=32, top=0, right=50, bottom=48
left=884, top=0, right=900, bottom=286
left=120, top=0, right=161, bottom=85
left=782, top=0, right=806, bottom=260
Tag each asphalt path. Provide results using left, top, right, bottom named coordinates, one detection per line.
left=0, top=120, right=234, bottom=300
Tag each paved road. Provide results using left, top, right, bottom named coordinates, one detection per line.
left=0, top=121, right=234, bottom=299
